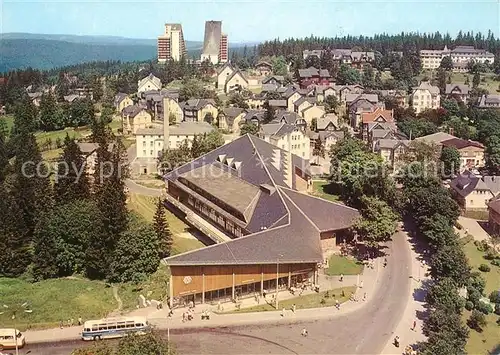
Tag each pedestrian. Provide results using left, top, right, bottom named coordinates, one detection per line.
left=335, top=299, right=340, bottom=310
left=383, top=257, right=388, bottom=267
left=263, top=289, right=267, bottom=298
left=339, top=274, right=344, bottom=282
left=182, top=312, right=186, bottom=323
left=363, top=292, right=367, bottom=301
left=78, top=316, right=82, bottom=326
left=281, top=307, right=285, bottom=317
left=67, top=319, right=71, bottom=327
left=59, top=320, right=63, bottom=329
left=217, top=300, right=221, bottom=311
left=394, top=336, right=400, bottom=348
left=301, top=328, right=308, bottom=337
left=412, top=319, right=417, bottom=331
left=359, top=280, right=364, bottom=288
left=70, top=318, right=74, bottom=327
left=292, top=304, right=296, bottom=313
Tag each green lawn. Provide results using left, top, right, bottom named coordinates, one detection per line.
left=463, top=240, right=500, bottom=354
left=225, top=286, right=356, bottom=313
left=41, top=148, right=63, bottom=161
left=326, top=255, right=364, bottom=276
left=0, top=277, right=117, bottom=330
left=419, top=69, right=499, bottom=94
left=128, top=193, right=205, bottom=255
left=311, top=180, right=340, bottom=202
left=35, top=126, right=89, bottom=145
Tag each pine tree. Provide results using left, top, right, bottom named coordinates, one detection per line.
left=262, top=100, right=276, bottom=124
left=153, top=198, right=172, bottom=258
left=32, top=213, right=59, bottom=281
left=54, top=134, right=90, bottom=204
left=0, top=119, right=8, bottom=182
left=10, top=131, right=52, bottom=272
left=472, top=71, right=480, bottom=88
left=39, top=92, right=60, bottom=131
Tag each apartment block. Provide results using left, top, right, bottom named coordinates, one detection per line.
left=158, top=23, right=186, bottom=62
left=201, top=20, right=228, bottom=64
left=420, top=45, right=495, bottom=70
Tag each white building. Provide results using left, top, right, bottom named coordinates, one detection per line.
left=411, top=81, right=440, bottom=114
left=259, top=123, right=310, bottom=159
left=137, top=74, right=162, bottom=94
left=420, top=45, right=495, bottom=69
left=157, top=23, right=186, bottom=62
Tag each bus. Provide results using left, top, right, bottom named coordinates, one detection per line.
left=0, top=328, right=26, bottom=350
left=81, top=316, right=149, bottom=341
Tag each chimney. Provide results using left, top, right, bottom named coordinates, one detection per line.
left=163, top=97, right=170, bottom=150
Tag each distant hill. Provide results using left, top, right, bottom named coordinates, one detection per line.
left=0, top=33, right=259, bottom=72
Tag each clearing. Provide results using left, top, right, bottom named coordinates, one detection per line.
left=225, top=286, right=356, bottom=313
left=463, top=240, right=500, bottom=355
left=128, top=193, right=205, bottom=255
left=0, top=277, right=117, bottom=330
left=325, top=255, right=364, bottom=276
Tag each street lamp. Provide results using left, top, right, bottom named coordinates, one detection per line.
left=275, top=254, right=283, bottom=310
left=0, top=303, right=33, bottom=355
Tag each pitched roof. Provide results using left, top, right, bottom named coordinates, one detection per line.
left=374, top=139, right=411, bottom=150
left=262, top=75, right=285, bottom=84
left=478, top=94, right=500, bottom=107
left=489, top=198, right=500, bottom=214
left=317, top=114, right=339, bottom=130
left=414, top=132, right=457, bottom=144
left=226, top=69, right=248, bottom=84
left=220, top=107, right=244, bottom=121
left=445, top=84, right=470, bottom=95
left=450, top=172, right=500, bottom=197
left=441, top=138, right=484, bottom=150
left=180, top=99, right=217, bottom=110
left=135, top=121, right=214, bottom=136
left=318, top=130, right=345, bottom=141
left=268, top=99, right=287, bottom=107
left=412, top=81, right=440, bottom=95
left=163, top=134, right=359, bottom=266
left=260, top=122, right=298, bottom=138
left=261, top=83, right=278, bottom=92
left=298, top=67, right=330, bottom=78
left=345, top=93, right=379, bottom=104
left=122, top=104, right=148, bottom=118
left=294, top=96, right=316, bottom=108
left=114, top=93, right=129, bottom=105
left=361, top=108, right=394, bottom=124
left=138, top=73, right=161, bottom=89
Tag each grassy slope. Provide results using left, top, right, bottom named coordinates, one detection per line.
left=0, top=277, right=116, bottom=330
left=128, top=193, right=204, bottom=255
left=463, top=241, right=500, bottom=354
left=326, top=255, right=364, bottom=276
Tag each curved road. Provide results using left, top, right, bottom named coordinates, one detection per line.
left=22, top=230, right=411, bottom=355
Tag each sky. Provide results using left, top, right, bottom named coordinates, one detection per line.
left=1, top=0, right=499, bottom=43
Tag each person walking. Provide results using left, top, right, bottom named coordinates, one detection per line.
left=359, top=280, right=364, bottom=288
left=292, top=304, right=296, bottom=313
left=335, top=299, right=340, bottom=310
left=78, top=316, right=82, bottom=326
left=394, top=336, right=400, bottom=348
left=59, top=320, right=63, bottom=329
left=363, top=292, right=367, bottom=301
left=339, top=274, right=344, bottom=282
left=301, top=328, right=308, bottom=337
left=281, top=307, right=285, bottom=317
left=412, top=320, right=417, bottom=331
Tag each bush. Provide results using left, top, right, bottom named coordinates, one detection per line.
left=320, top=298, right=326, bottom=305
left=479, top=264, right=491, bottom=272
left=468, top=288, right=482, bottom=305
left=465, top=300, right=474, bottom=311
left=489, top=291, right=500, bottom=304
left=476, top=301, right=493, bottom=315
left=491, top=259, right=500, bottom=267
left=467, top=310, right=487, bottom=332
left=484, top=249, right=498, bottom=260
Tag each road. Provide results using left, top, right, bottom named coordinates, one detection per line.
left=20, top=229, right=412, bottom=355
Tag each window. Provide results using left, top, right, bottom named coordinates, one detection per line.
left=143, top=141, right=146, bottom=147
left=150, top=150, right=153, bottom=156
left=150, top=141, right=154, bottom=146
left=142, top=150, right=146, bottom=156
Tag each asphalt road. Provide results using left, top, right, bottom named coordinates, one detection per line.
left=20, top=229, right=412, bottom=355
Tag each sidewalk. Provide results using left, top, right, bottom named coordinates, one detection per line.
left=380, top=226, right=428, bottom=354
left=25, top=256, right=385, bottom=344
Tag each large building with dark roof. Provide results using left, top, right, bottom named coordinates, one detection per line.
left=163, top=134, right=359, bottom=307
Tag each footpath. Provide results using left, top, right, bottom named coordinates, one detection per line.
left=380, top=225, right=428, bottom=354
left=25, top=255, right=385, bottom=345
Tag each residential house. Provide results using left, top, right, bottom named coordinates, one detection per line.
left=255, top=61, right=273, bottom=76
left=301, top=105, right=326, bottom=126
left=268, top=99, right=288, bottom=110
left=450, top=172, right=500, bottom=211
left=488, top=198, right=500, bottom=234
left=316, top=114, right=339, bottom=131
left=336, top=84, right=365, bottom=103
left=114, top=93, right=134, bottom=113
left=63, top=94, right=80, bottom=103
left=374, top=139, right=411, bottom=170
left=346, top=93, right=381, bottom=129
left=77, top=142, right=114, bottom=177
left=217, top=62, right=236, bottom=89
left=261, top=83, right=278, bottom=94
left=260, top=123, right=311, bottom=159
left=298, top=67, right=331, bottom=88
left=349, top=51, right=376, bottom=69
left=162, top=134, right=360, bottom=307
left=441, top=138, right=485, bottom=171
left=224, top=69, right=249, bottom=94
left=262, top=75, right=285, bottom=87
left=315, top=85, right=337, bottom=103
left=310, top=130, right=345, bottom=157
left=360, top=108, right=395, bottom=142
left=122, top=105, right=153, bottom=134
left=272, top=110, right=307, bottom=131
left=242, top=109, right=266, bottom=126
left=414, top=132, right=457, bottom=145
left=28, top=92, right=43, bottom=107
left=294, top=97, right=316, bottom=114
left=217, top=107, right=245, bottom=132
left=420, top=45, right=495, bottom=70
left=74, top=87, right=93, bottom=100
left=282, top=86, right=303, bottom=112
left=478, top=95, right=500, bottom=109
left=162, top=95, right=184, bottom=124
left=445, top=84, right=470, bottom=104
left=411, top=81, right=440, bottom=114
left=180, top=99, right=219, bottom=123
left=378, top=89, right=409, bottom=108
left=137, top=73, right=162, bottom=93
left=247, top=95, right=266, bottom=109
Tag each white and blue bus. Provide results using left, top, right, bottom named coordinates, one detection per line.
left=81, top=316, right=149, bottom=341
